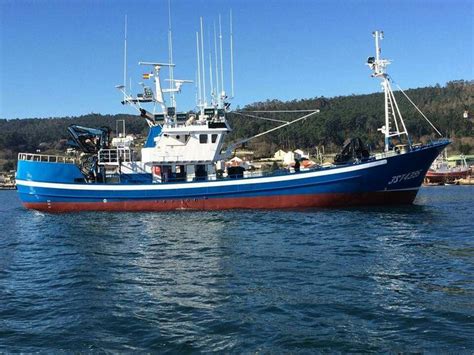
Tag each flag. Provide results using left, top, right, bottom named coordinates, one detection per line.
left=143, top=73, right=151, bottom=79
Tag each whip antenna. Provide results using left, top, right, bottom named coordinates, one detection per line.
left=196, top=32, right=202, bottom=110
left=214, top=22, right=220, bottom=107
left=230, top=9, right=235, bottom=98
left=123, top=14, right=128, bottom=101
left=168, top=0, right=175, bottom=108
left=200, top=17, right=207, bottom=106
left=219, top=14, right=225, bottom=99
left=209, top=51, right=214, bottom=105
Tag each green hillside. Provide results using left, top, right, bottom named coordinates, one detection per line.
left=0, top=114, right=146, bottom=171
left=0, top=80, right=472, bottom=171
left=227, top=80, right=473, bottom=157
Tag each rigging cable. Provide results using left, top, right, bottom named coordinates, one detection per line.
left=392, top=81, right=442, bottom=137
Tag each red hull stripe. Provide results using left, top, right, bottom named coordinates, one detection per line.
left=23, top=191, right=418, bottom=212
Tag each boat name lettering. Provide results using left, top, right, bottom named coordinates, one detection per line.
left=388, top=169, right=422, bottom=185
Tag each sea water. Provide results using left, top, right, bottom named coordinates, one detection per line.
left=0, top=187, right=473, bottom=352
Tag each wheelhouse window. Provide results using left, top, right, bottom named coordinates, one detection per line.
left=199, top=134, right=208, bottom=144
left=211, top=134, right=218, bottom=143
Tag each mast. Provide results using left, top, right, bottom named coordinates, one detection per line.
left=367, top=30, right=410, bottom=152
left=138, top=62, right=175, bottom=113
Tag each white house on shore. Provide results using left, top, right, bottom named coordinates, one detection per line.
left=283, top=151, right=295, bottom=165
left=274, top=149, right=309, bottom=163
left=273, top=149, right=286, bottom=161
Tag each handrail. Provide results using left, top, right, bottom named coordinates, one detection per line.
left=17, top=153, right=76, bottom=164
left=98, top=148, right=133, bottom=165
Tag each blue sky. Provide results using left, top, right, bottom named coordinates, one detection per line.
left=0, top=0, right=472, bottom=119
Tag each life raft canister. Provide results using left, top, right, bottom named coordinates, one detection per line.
left=153, top=166, right=161, bottom=175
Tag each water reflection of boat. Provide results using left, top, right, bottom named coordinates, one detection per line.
left=16, top=30, right=449, bottom=212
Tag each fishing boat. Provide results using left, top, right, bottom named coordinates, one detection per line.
left=16, top=30, right=449, bottom=212
left=425, top=151, right=470, bottom=184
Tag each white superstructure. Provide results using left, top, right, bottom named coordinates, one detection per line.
left=110, top=14, right=320, bottom=183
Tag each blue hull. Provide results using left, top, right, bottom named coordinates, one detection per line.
left=16, top=141, right=448, bottom=212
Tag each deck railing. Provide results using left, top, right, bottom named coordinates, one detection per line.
left=18, top=153, right=77, bottom=164
left=98, top=148, right=133, bottom=165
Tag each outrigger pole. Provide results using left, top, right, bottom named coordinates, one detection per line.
left=224, top=110, right=320, bottom=156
